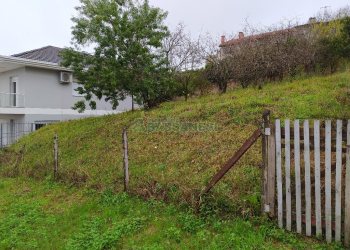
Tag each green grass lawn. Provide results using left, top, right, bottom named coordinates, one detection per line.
left=0, top=178, right=339, bottom=249
left=1, top=71, right=350, bottom=218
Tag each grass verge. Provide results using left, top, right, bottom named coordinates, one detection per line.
left=0, top=178, right=340, bottom=249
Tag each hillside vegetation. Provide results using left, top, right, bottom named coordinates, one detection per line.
left=1, top=72, right=350, bottom=216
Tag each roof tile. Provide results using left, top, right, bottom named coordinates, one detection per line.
left=11, top=46, right=63, bottom=64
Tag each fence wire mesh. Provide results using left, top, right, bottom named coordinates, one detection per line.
left=0, top=123, right=35, bottom=148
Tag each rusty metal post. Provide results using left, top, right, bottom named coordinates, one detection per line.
left=202, top=128, right=262, bottom=195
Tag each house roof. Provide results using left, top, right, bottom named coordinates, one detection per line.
left=0, top=54, right=71, bottom=73
left=220, top=23, right=313, bottom=48
left=11, top=46, right=63, bottom=64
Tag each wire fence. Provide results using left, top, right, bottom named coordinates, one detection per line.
left=0, top=123, right=35, bottom=148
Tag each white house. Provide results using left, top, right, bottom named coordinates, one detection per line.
left=0, top=46, right=133, bottom=146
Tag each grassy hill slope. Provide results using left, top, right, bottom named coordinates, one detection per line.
left=1, top=72, right=350, bottom=216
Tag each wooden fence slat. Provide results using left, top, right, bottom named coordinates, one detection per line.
left=345, top=121, right=350, bottom=247
left=304, top=120, right=311, bottom=236
left=265, top=118, right=350, bottom=243
left=267, top=126, right=276, bottom=217
left=335, top=120, right=343, bottom=242
left=294, top=120, right=302, bottom=234
left=314, top=120, right=322, bottom=237
left=325, top=120, right=332, bottom=243
left=285, top=120, right=292, bottom=231
left=276, top=120, right=283, bottom=228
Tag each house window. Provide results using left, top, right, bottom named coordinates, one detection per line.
left=10, top=77, right=18, bottom=107
left=34, top=121, right=57, bottom=131
left=35, top=123, right=46, bottom=130
left=72, top=82, right=84, bottom=97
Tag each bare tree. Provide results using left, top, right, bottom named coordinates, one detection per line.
left=204, top=56, right=234, bottom=93
left=203, top=6, right=350, bottom=92
left=201, top=34, right=235, bottom=93
left=163, top=24, right=206, bottom=100
left=211, top=20, right=318, bottom=89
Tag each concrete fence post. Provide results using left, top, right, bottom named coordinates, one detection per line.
left=54, top=133, right=59, bottom=179
left=0, top=123, right=3, bottom=148
left=122, top=128, right=129, bottom=192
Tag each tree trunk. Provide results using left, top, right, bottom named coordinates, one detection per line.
left=131, top=95, right=134, bottom=111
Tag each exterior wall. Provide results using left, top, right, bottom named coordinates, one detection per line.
left=0, top=67, right=25, bottom=93
left=23, top=67, right=133, bottom=112
left=0, top=114, right=25, bottom=123
left=0, top=65, right=135, bottom=147
left=0, top=66, right=134, bottom=123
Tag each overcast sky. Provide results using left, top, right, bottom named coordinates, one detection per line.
left=0, top=0, right=349, bottom=56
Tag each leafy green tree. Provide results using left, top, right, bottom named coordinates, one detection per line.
left=61, top=0, right=174, bottom=111
left=341, top=17, right=350, bottom=56
left=313, top=16, right=350, bottom=73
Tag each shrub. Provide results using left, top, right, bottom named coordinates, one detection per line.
left=174, top=70, right=211, bottom=100
left=205, top=7, right=350, bottom=90
left=216, top=23, right=317, bottom=88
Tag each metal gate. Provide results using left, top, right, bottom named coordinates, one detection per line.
left=263, top=118, right=350, bottom=245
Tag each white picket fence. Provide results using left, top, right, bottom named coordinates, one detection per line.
left=263, top=119, right=350, bottom=245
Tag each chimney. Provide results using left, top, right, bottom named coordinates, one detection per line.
left=221, top=35, right=226, bottom=45
left=239, top=32, right=244, bottom=39
left=308, top=17, right=316, bottom=24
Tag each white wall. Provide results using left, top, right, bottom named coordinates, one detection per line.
left=0, top=114, right=25, bottom=123
left=23, top=67, right=133, bottom=111
left=0, top=66, right=135, bottom=146
left=0, top=67, right=25, bottom=93
left=0, top=66, right=135, bottom=127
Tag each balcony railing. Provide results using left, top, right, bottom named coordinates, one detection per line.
left=0, top=93, right=25, bottom=108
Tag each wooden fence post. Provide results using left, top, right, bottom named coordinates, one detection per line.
left=262, top=110, right=275, bottom=217
left=122, top=128, right=129, bottom=192
left=53, top=133, right=58, bottom=179
left=262, top=110, right=269, bottom=214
